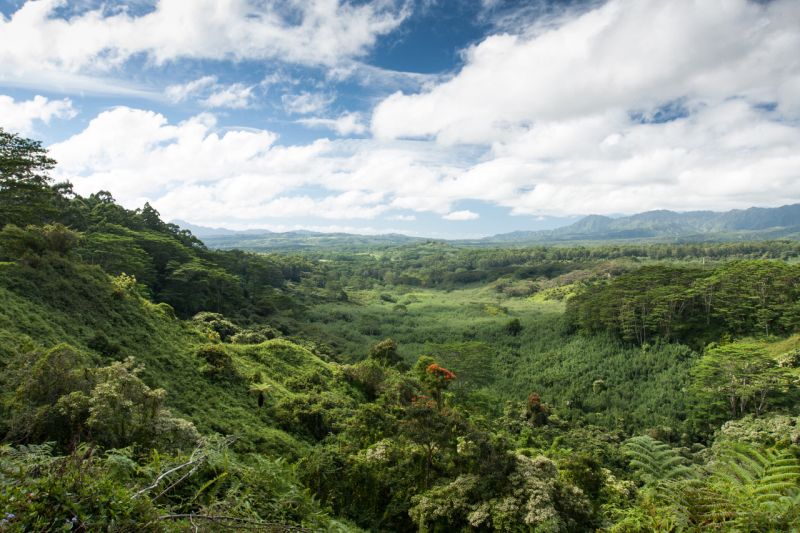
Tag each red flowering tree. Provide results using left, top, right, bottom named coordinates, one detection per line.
left=414, top=356, right=456, bottom=409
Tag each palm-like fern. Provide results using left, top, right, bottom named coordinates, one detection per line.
left=624, top=436, right=695, bottom=487
left=695, top=443, right=800, bottom=530
left=617, top=438, right=800, bottom=531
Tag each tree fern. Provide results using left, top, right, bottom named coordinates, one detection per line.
left=711, top=443, right=800, bottom=502
left=624, top=436, right=695, bottom=487
left=696, top=443, right=800, bottom=530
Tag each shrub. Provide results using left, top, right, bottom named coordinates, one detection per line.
left=196, top=344, right=237, bottom=380
left=0, top=444, right=160, bottom=531
left=192, top=312, right=241, bottom=341
left=367, top=338, right=402, bottom=367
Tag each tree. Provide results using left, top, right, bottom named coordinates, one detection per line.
left=367, top=338, right=402, bottom=366
left=690, top=342, right=797, bottom=431
left=0, top=224, right=80, bottom=262
left=414, top=356, right=456, bottom=410
left=0, top=128, right=57, bottom=227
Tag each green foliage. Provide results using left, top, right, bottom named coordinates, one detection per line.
left=196, top=344, right=237, bottom=380
left=568, top=262, right=800, bottom=346
left=715, top=414, right=800, bottom=448
left=0, top=223, right=80, bottom=263
left=505, top=317, right=522, bottom=336
left=6, top=343, right=92, bottom=444
left=4, top=130, right=800, bottom=531
left=6, top=346, right=199, bottom=451
left=689, top=341, right=798, bottom=433
left=86, top=358, right=201, bottom=450
left=409, top=454, right=592, bottom=532
left=0, top=128, right=57, bottom=228
left=192, top=312, right=241, bottom=341
left=0, top=444, right=160, bottom=531
left=623, top=436, right=694, bottom=488
left=367, top=337, right=402, bottom=366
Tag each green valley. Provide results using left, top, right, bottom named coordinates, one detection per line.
left=2, top=128, right=800, bottom=531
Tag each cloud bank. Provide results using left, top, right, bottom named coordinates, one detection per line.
left=13, top=0, right=800, bottom=229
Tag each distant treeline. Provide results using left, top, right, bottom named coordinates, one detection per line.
left=566, top=261, right=800, bottom=345
left=307, top=240, right=800, bottom=290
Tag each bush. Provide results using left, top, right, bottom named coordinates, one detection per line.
left=7, top=348, right=199, bottom=451
left=192, top=312, right=241, bottom=341
left=0, top=444, right=160, bottom=531
left=231, top=326, right=281, bottom=345
left=196, top=344, right=237, bottom=380
left=367, top=338, right=402, bottom=367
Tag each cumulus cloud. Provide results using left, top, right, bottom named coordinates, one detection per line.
left=41, top=0, right=800, bottom=228
left=0, top=0, right=409, bottom=76
left=0, top=94, right=76, bottom=134
left=366, top=0, right=800, bottom=215
left=373, top=0, right=800, bottom=142
left=297, top=112, right=367, bottom=135
left=442, top=210, right=480, bottom=221
left=50, top=108, right=281, bottom=202
left=47, top=107, right=404, bottom=224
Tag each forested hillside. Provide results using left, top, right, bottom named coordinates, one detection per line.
left=2, top=128, right=800, bottom=531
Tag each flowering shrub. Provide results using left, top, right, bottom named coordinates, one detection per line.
left=426, top=363, right=456, bottom=382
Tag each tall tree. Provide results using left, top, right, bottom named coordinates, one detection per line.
left=0, top=128, right=57, bottom=227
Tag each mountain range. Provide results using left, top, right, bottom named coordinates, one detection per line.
left=174, top=203, right=800, bottom=250
left=486, top=204, right=800, bottom=243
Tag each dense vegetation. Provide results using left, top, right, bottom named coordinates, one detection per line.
left=1, top=127, right=799, bottom=531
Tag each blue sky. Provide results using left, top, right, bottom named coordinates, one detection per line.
left=1, top=0, right=799, bottom=238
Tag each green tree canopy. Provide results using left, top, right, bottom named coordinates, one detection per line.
left=0, top=128, right=57, bottom=227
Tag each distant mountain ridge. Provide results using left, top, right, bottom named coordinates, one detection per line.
left=485, top=204, right=800, bottom=243
left=172, top=220, right=273, bottom=237
left=170, top=220, right=425, bottom=251
left=173, top=203, right=800, bottom=250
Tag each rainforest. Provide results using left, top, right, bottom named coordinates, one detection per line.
left=1, top=128, right=799, bottom=532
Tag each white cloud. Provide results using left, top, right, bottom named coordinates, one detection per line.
left=0, top=94, right=76, bottom=134
left=43, top=0, right=800, bottom=228
left=442, top=210, right=479, bottom=221
left=0, top=0, right=409, bottom=78
left=50, top=108, right=281, bottom=201
left=282, top=92, right=335, bottom=115
left=47, top=98, right=800, bottom=229
left=388, top=214, right=416, bottom=221
left=363, top=0, right=800, bottom=215
left=200, top=84, right=254, bottom=109
left=47, top=106, right=475, bottom=223
left=165, top=76, right=217, bottom=102
left=297, top=112, right=367, bottom=135
left=373, top=0, right=800, bottom=143
left=165, top=76, right=255, bottom=109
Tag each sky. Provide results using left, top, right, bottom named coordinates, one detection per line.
left=1, top=0, right=799, bottom=239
